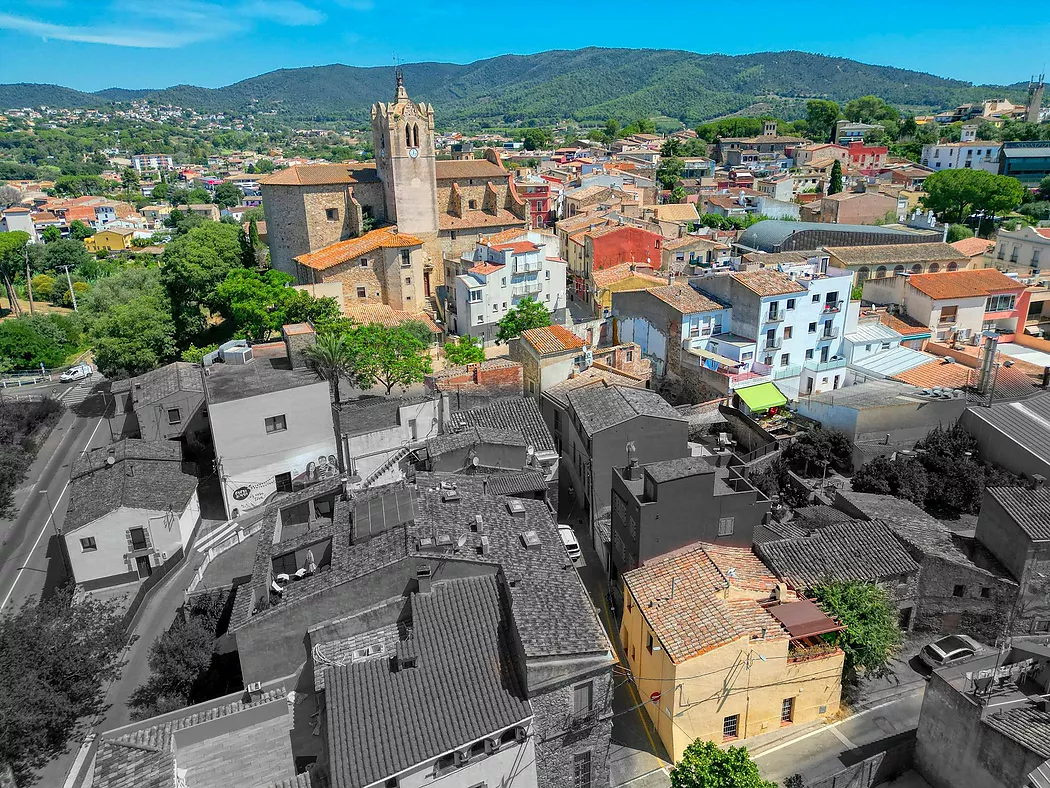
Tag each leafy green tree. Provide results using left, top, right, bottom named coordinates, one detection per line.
left=604, top=118, right=621, bottom=141
left=0, top=319, right=67, bottom=369
left=828, top=160, right=843, bottom=195
left=661, top=138, right=684, bottom=158
left=444, top=334, right=486, bottom=366
left=399, top=319, right=436, bottom=347
left=254, top=159, right=275, bottom=174
left=186, top=187, right=211, bottom=205
left=783, top=426, right=853, bottom=475
left=1019, top=201, right=1050, bottom=221
left=150, top=182, right=170, bottom=200
left=68, top=220, right=93, bottom=241
left=851, top=455, right=929, bottom=506
left=241, top=206, right=266, bottom=223
left=863, top=126, right=891, bottom=147
left=303, top=331, right=355, bottom=403
left=946, top=224, right=975, bottom=243
left=623, top=117, right=657, bottom=135
left=844, top=96, right=899, bottom=124
left=346, top=323, right=433, bottom=394
left=212, top=182, right=243, bottom=209
left=43, top=237, right=92, bottom=273
left=496, top=297, right=551, bottom=344
left=93, top=296, right=178, bottom=378
left=0, top=230, right=30, bottom=312
left=680, top=138, right=710, bottom=157
left=670, top=740, right=776, bottom=788
left=657, top=156, right=685, bottom=191
left=0, top=445, right=33, bottom=518
left=40, top=226, right=61, bottom=244
left=922, top=169, right=1025, bottom=224
left=121, top=167, right=140, bottom=194
left=1038, top=175, right=1050, bottom=201
left=0, top=587, right=127, bottom=782
left=811, top=580, right=902, bottom=685
left=805, top=99, right=840, bottom=143
left=181, top=343, right=218, bottom=364
left=522, top=127, right=553, bottom=151
left=213, top=268, right=336, bottom=341
left=160, top=222, right=245, bottom=338
left=29, top=274, right=55, bottom=301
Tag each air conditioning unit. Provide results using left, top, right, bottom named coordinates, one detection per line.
left=246, top=681, right=263, bottom=694
left=160, top=551, right=168, bottom=561
left=224, top=346, right=253, bottom=365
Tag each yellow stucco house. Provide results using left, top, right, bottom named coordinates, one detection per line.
left=620, top=542, right=845, bottom=762
left=591, top=262, right=666, bottom=316
left=84, top=227, right=135, bottom=252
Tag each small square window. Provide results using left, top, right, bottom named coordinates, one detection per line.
left=400, top=249, right=411, bottom=268
left=502, top=302, right=507, bottom=310
left=545, top=270, right=551, bottom=280
left=718, top=517, right=734, bottom=536
left=80, top=536, right=97, bottom=552
left=953, top=584, right=966, bottom=597
left=783, top=326, right=793, bottom=340
left=167, top=408, right=182, bottom=425
left=265, top=414, right=287, bottom=433
left=780, top=354, right=790, bottom=367
left=805, top=349, right=813, bottom=360
left=325, top=208, right=338, bottom=221
left=501, top=277, right=507, bottom=287
left=356, top=287, right=366, bottom=298
left=545, top=293, right=550, bottom=301
left=723, top=714, right=739, bottom=740
left=786, top=298, right=796, bottom=309
left=405, top=277, right=411, bottom=285
left=980, top=587, right=991, bottom=598
left=493, top=304, right=498, bottom=313
left=359, top=257, right=368, bottom=267
left=573, top=751, right=592, bottom=788
left=274, top=472, right=293, bottom=493
left=626, top=351, right=633, bottom=362
left=812, top=294, right=820, bottom=303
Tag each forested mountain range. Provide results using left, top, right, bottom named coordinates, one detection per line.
left=0, top=48, right=1031, bottom=127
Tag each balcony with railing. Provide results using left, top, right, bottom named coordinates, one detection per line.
left=818, top=325, right=840, bottom=340
left=821, top=300, right=843, bottom=314
left=763, top=337, right=782, bottom=350
left=514, top=259, right=541, bottom=274
left=765, top=310, right=785, bottom=323
left=803, top=356, right=847, bottom=373
left=772, top=364, right=801, bottom=380
left=512, top=281, right=542, bottom=297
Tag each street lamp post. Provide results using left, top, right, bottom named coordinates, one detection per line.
left=39, top=489, right=70, bottom=579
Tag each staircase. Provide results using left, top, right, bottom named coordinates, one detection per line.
left=361, top=445, right=412, bottom=489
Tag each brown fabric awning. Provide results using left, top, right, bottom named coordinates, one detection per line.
left=765, top=598, right=844, bottom=639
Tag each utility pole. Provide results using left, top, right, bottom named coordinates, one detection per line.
left=60, top=265, right=78, bottom=311
left=24, top=244, right=33, bottom=316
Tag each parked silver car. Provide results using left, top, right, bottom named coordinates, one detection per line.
left=918, top=634, right=982, bottom=670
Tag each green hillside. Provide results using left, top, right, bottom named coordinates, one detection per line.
left=0, top=48, right=1031, bottom=127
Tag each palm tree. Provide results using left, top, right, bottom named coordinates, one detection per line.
left=303, top=332, right=354, bottom=403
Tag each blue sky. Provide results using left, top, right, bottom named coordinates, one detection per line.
left=0, top=0, right=1047, bottom=92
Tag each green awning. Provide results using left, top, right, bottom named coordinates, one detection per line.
left=736, top=381, right=787, bottom=413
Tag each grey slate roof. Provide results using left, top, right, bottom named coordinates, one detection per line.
left=987, top=486, right=1050, bottom=542
left=325, top=575, right=533, bottom=788
left=64, top=439, right=198, bottom=533
left=792, top=505, right=857, bottom=528
left=338, top=395, right=433, bottom=437
left=984, top=705, right=1050, bottom=760
left=425, top=425, right=526, bottom=457
left=567, top=385, right=682, bottom=435
left=753, top=520, right=811, bottom=545
left=111, top=361, right=203, bottom=406
left=644, top=456, right=716, bottom=484
left=964, top=393, right=1050, bottom=468
left=756, top=519, right=920, bottom=588
left=453, top=396, right=555, bottom=453
left=738, top=220, right=925, bottom=251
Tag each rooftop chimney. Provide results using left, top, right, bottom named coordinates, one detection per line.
left=1032, top=474, right=1046, bottom=490
left=282, top=322, right=316, bottom=370
left=623, top=441, right=643, bottom=480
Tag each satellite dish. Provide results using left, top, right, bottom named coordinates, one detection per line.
left=106, top=456, right=116, bottom=466
left=471, top=456, right=480, bottom=467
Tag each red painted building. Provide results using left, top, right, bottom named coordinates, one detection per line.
left=518, top=179, right=552, bottom=229
left=846, top=142, right=888, bottom=173
left=587, top=225, right=663, bottom=273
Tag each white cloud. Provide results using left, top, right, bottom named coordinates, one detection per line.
left=0, top=0, right=327, bottom=49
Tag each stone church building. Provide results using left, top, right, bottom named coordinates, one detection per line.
left=261, top=74, right=528, bottom=311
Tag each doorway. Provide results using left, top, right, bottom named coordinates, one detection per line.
left=136, top=555, right=153, bottom=579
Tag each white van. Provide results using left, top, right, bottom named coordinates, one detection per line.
left=60, top=363, right=93, bottom=382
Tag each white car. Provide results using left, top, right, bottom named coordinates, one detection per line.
left=558, top=524, right=582, bottom=564
left=918, top=634, right=982, bottom=670
left=60, top=363, right=93, bottom=382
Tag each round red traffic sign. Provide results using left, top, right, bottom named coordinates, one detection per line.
left=650, top=691, right=661, bottom=702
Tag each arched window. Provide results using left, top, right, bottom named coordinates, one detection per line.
left=894, top=265, right=905, bottom=276
left=875, top=266, right=887, bottom=279
left=928, top=262, right=940, bottom=273
left=405, top=124, right=412, bottom=148
left=911, top=264, right=923, bottom=274
left=947, top=262, right=959, bottom=272
left=413, top=124, right=420, bottom=148
left=857, top=267, right=870, bottom=284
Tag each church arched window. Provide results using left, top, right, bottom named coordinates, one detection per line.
left=413, top=124, right=420, bottom=148
left=406, top=124, right=412, bottom=148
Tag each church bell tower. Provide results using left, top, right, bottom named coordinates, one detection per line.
left=371, top=70, right=440, bottom=237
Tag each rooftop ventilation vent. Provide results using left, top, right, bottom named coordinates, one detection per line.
left=520, top=530, right=541, bottom=550
left=507, top=499, right=526, bottom=517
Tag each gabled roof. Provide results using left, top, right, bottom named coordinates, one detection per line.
left=986, top=486, right=1050, bottom=542
left=653, top=203, right=700, bottom=222
left=325, top=575, right=532, bottom=788
left=454, top=396, right=555, bottom=454
left=65, top=440, right=197, bottom=533
left=435, top=158, right=508, bottom=180
left=732, top=270, right=807, bottom=297
left=295, top=227, right=423, bottom=271
left=950, top=237, right=995, bottom=257
left=824, top=242, right=967, bottom=266
left=906, top=268, right=1023, bottom=300
left=591, top=262, right=661, bottom=289
left=111, top=361, right=203, bottom=406
left=261, top=163, right=380, bottom=186
left=519, top=324, right=586, bottom=355
left=566, top=385, right=682, bottom=435
left=342, top=301, right=441, bottom=334
left=647, top=283, right=723, bottom=314
left=756, top=519, right=920, bottom=588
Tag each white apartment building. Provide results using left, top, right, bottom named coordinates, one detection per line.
left=696, top=256, right=853, bottom=397
left=446, top=231, right=567, bottom=344
left=992, top=225, right=1050, bottom=273
left=920, top=125, right=1001, bottom=173
left=131, top=153, right=177, bottom=171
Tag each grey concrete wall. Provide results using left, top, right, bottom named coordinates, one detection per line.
left=960, top=409, right=1050, bottom=481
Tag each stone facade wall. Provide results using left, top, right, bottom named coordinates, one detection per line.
left=911, top=555, right=1017, bottom=643
left=531, top=667, right=614, bottom=788
left=509, top=340, right=543, bottom=398
left=306, top=246, right=425, bottom=310
left=426, top=361, right=524, bottom=399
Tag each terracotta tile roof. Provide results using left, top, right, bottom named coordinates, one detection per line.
left=1035, top=228, right=1050, bottom=240
left=438, top=208, right=524, bottom=231
left=664, top=235, right=728, bottom=251
left=825, top=242, right=966, bottom=266
left=950, top=237, right=995, bottom=257
left=469, top=261, right=504, bottom=275
left=906, top=268, right=1023, bottom=300
left=343, top=302, right=440, bottom=334
left=520, top=324, right=586, bottom=355
left=261, top=163, right=379, bottom=186
left=591, top=262, right=660, bottom=289
left=653, top=204, right=700, bottom=222
left=892, top=358, right=1038, bottom=400
left=435, top=159, right=507, bottom=180
left=649, top=283, right=724, bottom=313
left=623, top=542, right=784, bottom=663
left=732, top=270, right=807, bottom=297
left=877, top=311, right=930, bottom=336
left=479, top=228, right=530, bottom=246
left=556, top=213, right=612, bottom=234
left=294, top=227, right=423, bottom=271
left=491, top=241, right=539, bottom=254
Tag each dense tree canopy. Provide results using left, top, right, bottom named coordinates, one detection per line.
left=805, top=99, right=841, bottom=143
left=496, top=297, right=552, bottom=344
left=921, top=169, right=1025, bottom=224
left=444, top=334, right=486, bottom=366
left=670, top=740, right=776, bottom=788
left=159, top=222, right=245, bottom=338
left=812, top=580, right=902, bottom=685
